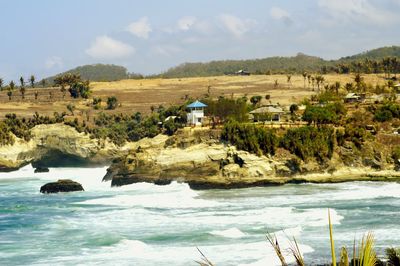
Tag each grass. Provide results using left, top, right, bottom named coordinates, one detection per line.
left=0, top=73, right=389, bottom=119
left=199, top=209, right=391, bottom=265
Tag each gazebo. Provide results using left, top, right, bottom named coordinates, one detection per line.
left=187, top=100, right=207, bottom=126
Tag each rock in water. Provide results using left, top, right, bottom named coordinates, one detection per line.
left=40, top=179, right=84, bottom=193
left=34, top=167, right=50, bottom=173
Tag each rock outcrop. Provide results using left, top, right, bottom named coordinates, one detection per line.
left=40, top=179, right=84, bottom=193
left=104, top=128, right=400, bottom=189
left=0, top=124, right=133, bottom=171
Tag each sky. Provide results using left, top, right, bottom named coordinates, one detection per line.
left=1, top=0, right=400, bottom=82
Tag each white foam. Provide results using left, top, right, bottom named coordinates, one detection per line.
left=0, top=164, right=109, bottom=191
left=210, top=227, right=246, bottom=238
left=78, top=181, right=220, bottom=209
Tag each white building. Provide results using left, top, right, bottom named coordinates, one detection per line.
left=187, top=100, right=207, bottom=126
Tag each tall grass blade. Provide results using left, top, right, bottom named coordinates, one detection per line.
left=195, top=247, right=215, bottom=266
left=289, top=237, right=305, bottom=266
left=358, top=232, right=377, bottom=266
left=339, top=247, right=349, bottom=266
left=266, top=232, right=288, bottom=266
left=329, top=209, right=336, bottom=266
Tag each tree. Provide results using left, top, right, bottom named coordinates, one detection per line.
left=302, top=72, right=307, bottom=89
left=290, top=104, right=299, bottom=114
left=250, top=95, right=262, bottom=106
left=9, top=80, right=15, bottom=91
left=7, top=89, right=12, bottom=100
left=67, top=103, right=75, bottom=115
left=287, top=75, right=292, bottom=87
left=334, top=81, right=341, bottom=95
left=0, top=78, right=3, bottom=91
left=34, top=91, right=39, bottom=100
left=19, top=86, right=26, bottom=99
left=315, top=75, right=324, bottom=92
left=106, top=96, right=118, bottom=110
left=41, top=79, right=46, bottom=88
left=30, top=75, right=35, bottom=88
left=19, top=76, right=25, bottom=90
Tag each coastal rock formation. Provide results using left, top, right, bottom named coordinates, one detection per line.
left=0, top=124, right=133, bottom=171
left=40, top=179, right=84, bottom=193
left=34, top=167, right=49, bottom=173
left=105, top=128, right=400, bottom=189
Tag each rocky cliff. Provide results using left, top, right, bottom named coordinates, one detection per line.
left=0, top=124, right=133, bottom=171
left=103, top=128, right=400, bottom=189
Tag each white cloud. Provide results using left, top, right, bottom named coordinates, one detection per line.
left=270, top=7, right=290, bottom=20
left=318, top=0, right=397, bottom=25
left=177, top=16, right=197, bottom=31
left=218, top=14, right=256, bottom=38
left=45, top=56, right=63, bottom=69
left=86, top=35, right=135, bottom=59
left=270, top=7, right=293, bottom=25
left=127, top=17, right=152, bottom=39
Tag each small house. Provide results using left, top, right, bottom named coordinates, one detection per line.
left=344, top=93, right=364, bottom=103
left=235, top=69, right=250, bottom=76
left=249, top=105, right=284, bottom=122
left=187, top=100, right=207, bottom=126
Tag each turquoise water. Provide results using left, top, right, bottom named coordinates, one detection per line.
left=0, top=165, right=399, bottom=265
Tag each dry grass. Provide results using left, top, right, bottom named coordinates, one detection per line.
left=0, top=74, right=389, bottom=119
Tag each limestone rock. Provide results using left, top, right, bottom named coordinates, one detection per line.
left=40, top=179, right=84, bottom=193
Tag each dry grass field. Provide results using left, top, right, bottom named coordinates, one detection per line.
left=0, top=73, right=389, bottom=119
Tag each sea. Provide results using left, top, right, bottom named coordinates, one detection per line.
left=0, top=165, right=399, bottom=265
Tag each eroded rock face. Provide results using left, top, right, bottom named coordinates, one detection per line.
left=0, top=124, right=132, bottom=171
left=40, top=179, right=84, bottom=193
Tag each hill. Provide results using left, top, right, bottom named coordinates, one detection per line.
left=160, top=46, right=400, bottom=78
left=339, top=46, right=400, bottom=61
left=45, top=64, right=129, bottom=83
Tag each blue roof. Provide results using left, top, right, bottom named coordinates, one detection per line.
left=187, top=100, right=207, bottom=108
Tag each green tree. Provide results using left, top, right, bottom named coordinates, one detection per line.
left=250, top=95, right=262, bottom=106
left=41, top=79, right=46, bottom=88
left=0, top=78, right=3, bottom=91
left=19, top=76, right=25, bottom=88
left=7, top=89, right=12, bottom=101
left=9, top=80, right=15, bottom=91
left=30, top=75, right=35, bottom=88
left=106, top=96, right=118, bottom=110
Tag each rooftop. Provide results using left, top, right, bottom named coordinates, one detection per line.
left=249, top=106, right=284, bottom=114
left=187, top=100, right=207, bottom=108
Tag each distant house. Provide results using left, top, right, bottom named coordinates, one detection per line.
left=235, top=69, right=250, bottom=76
left=344, top=93, right=364, bottom=103
left=249, top=105, right=284, bottom=122
left=187, top=100, right=207, bottom=126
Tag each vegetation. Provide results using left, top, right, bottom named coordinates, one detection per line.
left=302, top=102, right=346, bottom=126
left=106, top=96, right=118, bottom=110
left=160, top=46, right=400, bottom=78
left=54, top=73, right=91, bottom=99
left=202, top=97, right=250, bottom=123
left=45, top=64, right=130, bottom=83
left=221, top=120, right=277, bottom=156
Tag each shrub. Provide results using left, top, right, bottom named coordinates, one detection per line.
left=106, top=96, right=118, bottom=110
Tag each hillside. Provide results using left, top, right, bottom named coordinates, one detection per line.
left=45, top=64, right=129, bottom=83
left=160, top=46, right=400, bottom=78
left=339, top=45, right=400, bottom=61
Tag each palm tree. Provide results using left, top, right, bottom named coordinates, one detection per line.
left=34, top=91, right=39, bottom=100
left=287, top=75, right=292, bottom=87
left=9, top=80, right=15, bottom=91
left=315, top=75, right=324, bottom=92
left=20, top=86, right=26, bottom=99
left=0, top=78, right=3, bottom=91
left=19, top=76, right=25, bottom=88
left=30, top=75, right=35, bottom=88
left=7, top=89, right=12, bottom=100
left=41, top=79, right=46, bottom=88
left=334, top=81, right=341, bottom=95
left=302, top=72, right=307, bottom=89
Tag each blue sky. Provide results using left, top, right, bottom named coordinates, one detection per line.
left=1, top=0, right=399, bottom=82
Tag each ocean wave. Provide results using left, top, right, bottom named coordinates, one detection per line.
left=210, top=227, right=246, bottom=238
